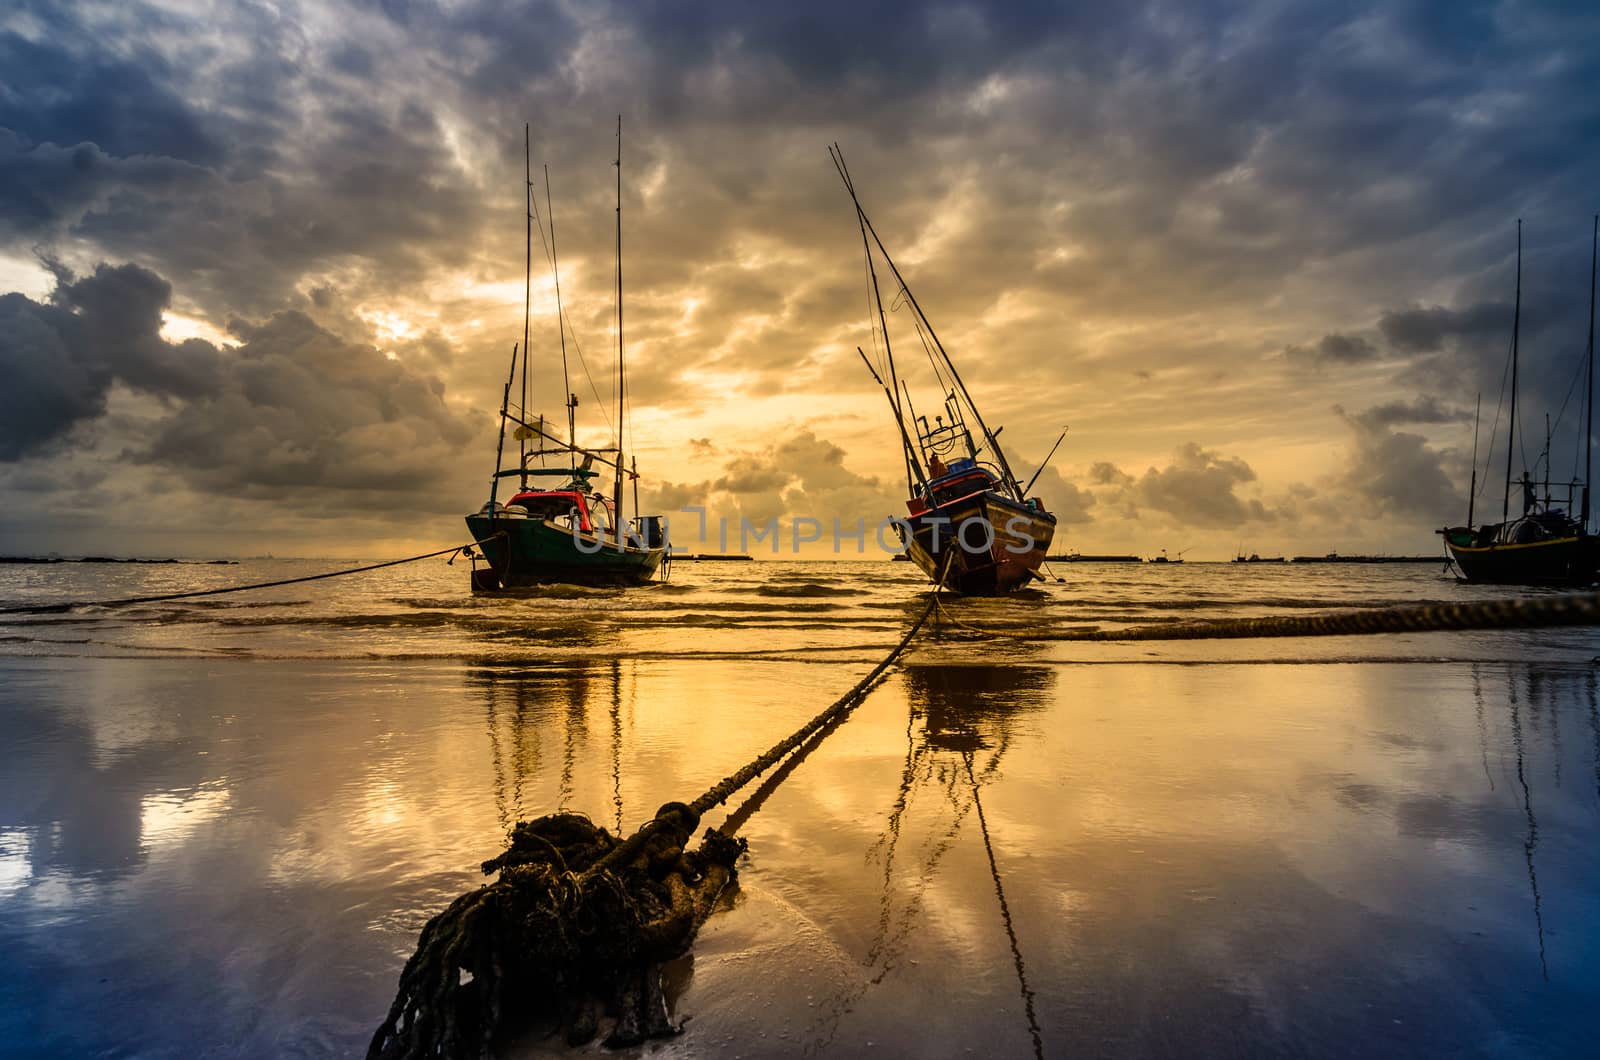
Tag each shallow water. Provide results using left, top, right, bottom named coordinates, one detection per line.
left=2, top=559, right=1598, bottom=1057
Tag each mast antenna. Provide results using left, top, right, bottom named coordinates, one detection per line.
left=545, top=163, right=576, bottom=469
left=521, top=123, right=533, bottom=489
left=612, top=115, right=626, bottom=546
left=1503, top=220, right=1522, bottom=523
left=1467, top=393, right=1480, bottom=527
left=1584, top=214, right=1596, bottom=531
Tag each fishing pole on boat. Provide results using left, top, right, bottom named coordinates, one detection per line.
left=1021, top=427, right=1069, bottom=496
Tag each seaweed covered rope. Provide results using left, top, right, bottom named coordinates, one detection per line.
left=368, top=597, right=937, bottom=1060
left=932, top=590, right=1600, bottom=642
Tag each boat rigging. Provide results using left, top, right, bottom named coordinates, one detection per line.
left=465, top=120, right=668, bottom=588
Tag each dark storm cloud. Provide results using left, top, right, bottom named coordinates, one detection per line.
left=0, top=0, right=487, bottom=316
left=1284, top=333, right=1381, bottom=369
left=4, top=0, right=1600, bottom=550
left=0, top=133, right=216, bottom=241
left=1133, top=443, right=1273, bottom=529
left=10, top=0, right=1599, bottom=342
left=1348, top=396, right=1467, bottom=430
left=1088, top=462, right=1134, bottom=488
left=0, top=24, right=220, bottom=165
left=0, top=263, right=223, bottom=459
left=0, top=263, right=479, bottom=507
left=1379, top=303, right=1511, bottom=355
left=142, top=311, right=479, bottom=502
left=1094, top=444, right=1278, bottom=529
left=1025, top=465, right=1095, bottom=526
left=1335, top=404, right=1459, bottom=518
left=643, top=428, right=894, bottom=544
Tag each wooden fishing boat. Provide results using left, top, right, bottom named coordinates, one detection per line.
left=1438, top=218, right=1600, bottom=586
left=466, top=121, right=667, bottom=589
left=831, top=146, right=1059, bottom=595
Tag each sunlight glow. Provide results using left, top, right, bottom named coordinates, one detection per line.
left=140, top=783, right=232, bottom=848
left=160, top=312, right=234, bottom=347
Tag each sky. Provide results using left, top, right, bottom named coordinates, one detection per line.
left=2, top=0, right=1599, bottom=560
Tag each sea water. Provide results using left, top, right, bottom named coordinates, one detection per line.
left=1, top=558, right=1597, bottom=1057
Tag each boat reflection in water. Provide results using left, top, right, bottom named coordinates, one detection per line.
left=804, top=662, right=1054, bottom=1056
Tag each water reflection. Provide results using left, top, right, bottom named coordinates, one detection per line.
left=1507, top=672, right=1549, bottom=981
left=472, top=663, right=630, bottom=838
left=1588, top=669, right=1600, bottom=806
left=806, top=663, right=1053, bottom=1054
left=1466, top=662, right=1600, bottom=985
left=963, top=750, right=1044, bottom=1060
left=0, top=690, right=216, bottom=885
left=903, top=663, right=1054, bottom=754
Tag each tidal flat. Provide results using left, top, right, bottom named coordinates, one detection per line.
left=2, top=560, right=1597, bottom=1057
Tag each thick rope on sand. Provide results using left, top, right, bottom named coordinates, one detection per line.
left=368, top=597, right=937, bottom=1059
left=933, top=589, right=1600, bottom=641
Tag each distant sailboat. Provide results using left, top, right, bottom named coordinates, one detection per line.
left=1439, top=218, right=1599, bottom=586
left=466, top=120, right=667, bottom=589
left=831, top=146, right=1058, bottom=594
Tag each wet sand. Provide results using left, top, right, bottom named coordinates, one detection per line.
left=3, top=642, right=1598, bottom=1058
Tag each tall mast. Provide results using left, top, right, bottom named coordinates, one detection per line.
left=1503, top=220, right=1522, bottom=522
left=489, top=343, right=518, bottom=511
left=520, top=124, right=533, bottom=490
left=1467, top=392, right=1480, bottom=527
left=1584, top=214, right=1597, bottom=531
left=839, top=155, right=917, bottom=491
left=612, top=115, right=625, bottom=545
left=830, top=146, right=1023, bottom=500
left=545, top=164, right=576, bottom=468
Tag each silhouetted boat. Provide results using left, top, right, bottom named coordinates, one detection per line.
left=1232, top=552, right=1284, bottom=563
left=1148, top=548, right=1188, bottom=564
left=1439, top=218, right=1599, bottom=586
left=467, top=121, right=667, bottom=589
left=832, top=146, right=1057, bottom=594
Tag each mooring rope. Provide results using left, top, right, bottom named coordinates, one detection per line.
left=534, top=595, right=940, bottom=890
left=690, top=596, right=937, bottom=816
left=0, top=538, right=500, bottom=616
left=369, top=595, right=938, bottom=1059
left=934, top=588, right=1600, bottom=642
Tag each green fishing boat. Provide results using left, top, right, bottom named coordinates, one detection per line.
left=466, top=120, right=667, bottom=590
left=1438, top=217, right=1600, bottom=586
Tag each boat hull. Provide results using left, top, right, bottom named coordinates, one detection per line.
left=1441, top=533, right=1598, bottom=586
left=902, top=492, right=1055, bottom=595
left=466, top=514, right=664, bottom=588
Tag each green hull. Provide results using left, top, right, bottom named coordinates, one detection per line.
left=465, top=514, right=664, bottom=587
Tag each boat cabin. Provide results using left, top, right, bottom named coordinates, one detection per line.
left=909, top=457, right=999, bottom=515
left=506, top=487, right=615, bottom=534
